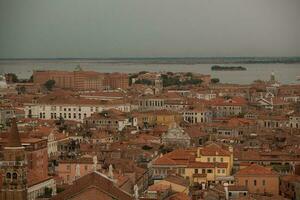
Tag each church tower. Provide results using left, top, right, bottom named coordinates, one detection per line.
left=0, top=118, right=27, bottom=200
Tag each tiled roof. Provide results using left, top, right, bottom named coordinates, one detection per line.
left=235, top=164, right=278, bottom=176
left=51, top=171, right=132, bottom=200
left=152, top=149, right=195, bottom=166
left=199, top=143, right=231, bottom=156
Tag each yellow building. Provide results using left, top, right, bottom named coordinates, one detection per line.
left=136, top=110, right=182, bottom=127
left=185, top=143, right=233, bottom=186
left=151, top=143, right=233, bottom=187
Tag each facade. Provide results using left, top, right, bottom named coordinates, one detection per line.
left=235, top=164, right=279, bottom=196
left=0, top=119, right=27, bottom=200
left=161, top=124, right=191, bottom=148
left=151, top=143, right=234, bottom=187
left=33, top=70, right=129, bottom=90
left=182, top=107, right=212, bottom=124
left=24, top=93, right=132, bottom=122
left=0, top=106, right=15, bottom=129
left=56, top=157, right=99, bottom=184
left=210, top=97, right=247, bottom=118
left=84, top=109, right=136, bottom=131
left=290, top=115, right=300, bottom=129
left=51, top=171, right=133, bottom=200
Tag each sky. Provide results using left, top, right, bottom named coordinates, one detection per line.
left=0, top=0, right=300, bottom=58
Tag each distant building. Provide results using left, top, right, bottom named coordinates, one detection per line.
left=235, top=164, right=279, bottom=196
left=33, top=69, right=129, bottom=91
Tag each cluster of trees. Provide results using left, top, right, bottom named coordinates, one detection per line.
left=210, top=78, right=220, bottom=84
left=134, top=79, right=152, bottom=85
left=5, top=73, right=33, bottom=83
left=161, top=74, right=202, bottom=87
left=44, top=80, right=56, bottom=91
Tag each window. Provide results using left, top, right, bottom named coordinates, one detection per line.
left=66, top=165, right=71, bottom=170
left=245, top=180, right=248, bottom=186
left=262, top=180, right=266, bottom=186
left=207, top=169, right=212, bottom=173
left=254, top=180, right=257, bottom=186
left=220, top=158, right=224, bottom=162
left=12, top=172, right=17, bottom=179
left=213, top=157, right=216, bottom=162
left=85, top=165, right=88, bottom=171
left=194, top=169, right=198, bottom=174
left=6, top=172, right=11, bottom=179
left=202, top=169, right=206, bottom=174
left=207, top=157, right=210, bottom=162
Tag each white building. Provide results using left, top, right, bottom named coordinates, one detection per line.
left=182, top=108, right=212, bottom=124
left=24, top=94, right=132, bottom=122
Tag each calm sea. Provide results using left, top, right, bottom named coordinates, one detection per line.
left=0, top=60, right=299, bottom=84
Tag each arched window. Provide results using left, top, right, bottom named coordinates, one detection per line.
left=12, top=172, right=18, bottom=179
left=6, top=172, right=11, bottom=179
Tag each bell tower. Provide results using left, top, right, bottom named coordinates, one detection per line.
left=0, top=118, right=27, bottom=200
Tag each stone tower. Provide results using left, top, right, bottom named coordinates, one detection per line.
left=0, top=118, right=27, bottom=200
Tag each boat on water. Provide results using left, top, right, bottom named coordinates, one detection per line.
left=211, top=65, right=247, bottom=71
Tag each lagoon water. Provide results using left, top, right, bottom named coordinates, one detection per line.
left=0, top=60, right=299, bottom=84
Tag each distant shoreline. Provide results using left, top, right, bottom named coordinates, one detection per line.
left=0, top=57, right=300, bottom=64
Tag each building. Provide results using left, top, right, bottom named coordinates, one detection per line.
left=235, top=164, right=279, bottom=196
left=161, top=123, right=191, bottom=148
left=33, top=70, right=129, bottom=91
left=279, top=175, right=300, bottom=200
left=182, top=107, right=212, bottom=124
left=185, top=143, right=233, bottom=186
left=210, top=97, right=247, bottom=118
left=289, top=114, right=300, bottom=129
left=50, top=171, right=133, bottom=200
left=24, top=93, right=132, bottom=121
left=0, top=118, right=27, bottom=200
left=151, top=143, right=234, bottom=187
left=56, top=156, right=99, bottom=184
left=84, top=109, right=136, bottom=131
left=135, top=110, right=182, bottom=128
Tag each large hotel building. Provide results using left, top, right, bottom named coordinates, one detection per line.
left=33, top=69, right=129, bottom=90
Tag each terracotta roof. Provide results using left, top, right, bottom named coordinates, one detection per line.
left=164, top=175, right=189, bottom=187
left=199, top=143, right=231, bottom=156
left=167, top=192, right=191, bottom=200
left=152, top=149, right=195, bottom=166
left=51, top=171, right=132, bottom=200
left=235, top=164, right=278, bottom=176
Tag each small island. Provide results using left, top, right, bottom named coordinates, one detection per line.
left=211, top=65, right=247, bottom=71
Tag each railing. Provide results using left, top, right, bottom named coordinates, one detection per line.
left=0, top=161, right=27, bottom=166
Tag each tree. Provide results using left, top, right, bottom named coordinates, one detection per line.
left=44, top=80, right=55, bottom=91
left=7, top=73, right=18, bottom=83
left=211, top=78, right=220, bottom=84
left=135, top=79, right=152, bottom=85
left=44, top=187, right=53, bottom=197
left=28, top=75, right=33, bottom=83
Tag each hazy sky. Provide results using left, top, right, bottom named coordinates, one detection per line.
left=0, top=0, right=300, bottom=58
